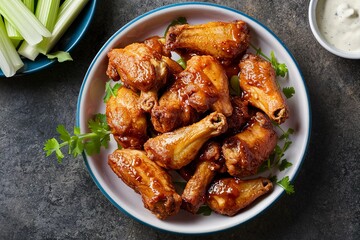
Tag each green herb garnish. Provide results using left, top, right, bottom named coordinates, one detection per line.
left=196, top=205, right=212, bottom=216
left=269, top=51, right=288, bottom=77
left=103, top=81, right=122, bottom=103
left=164, top=16, right=188, bottom=37
left=177, top=57, right=187, bottom=69
left=277, top=176, right=295, bottom=195
left=250, top=43, right=288, bottom=77
left=229, top=75, right=241, bottom=96
left=282, top=86, right=295, bottom=99
left=44, top=114, right=111, bottom=163
left=257, top=123, right=295, bottom=195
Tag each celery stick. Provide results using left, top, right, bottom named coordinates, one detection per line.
left=0, top=18, right=23, bottom=77
left=19, top=0, right=61, bottom=60
left=11, top=39, right=22, bottom=48
left=5, top=20, right=23, bottom=40
left=18, top=42, right=39, bottom=61
left=35, top=0, right=61, bottom=32
left=22, top=0, right=35, bottom=12
left=0, top=49, right=14, bottom=77
left=3, top=0, right=35, bottom=42
left=0, top=0, right=51, bottom=46
left=37, top=0, right=90, bottom=54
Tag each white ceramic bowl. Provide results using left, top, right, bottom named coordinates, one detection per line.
left=309, top=0, right=360, bottom=59
left=77, top=2, right=311, bottom=234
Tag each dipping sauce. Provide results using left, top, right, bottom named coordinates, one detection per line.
left=316, top=0, right=360, bottom=52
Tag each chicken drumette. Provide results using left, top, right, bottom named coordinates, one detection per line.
left=145, top=112, right=228, bottom=170
left=151, top=55, right=233, bottom=133
left=106, top=38, right=182, bottom=112
left=222, top=112, right=277, bottom=177
left=181, top=141, right=223, bottom=214
left=207, top=177, right=273, bottom=216
left=239, top=53, right=289, bottom=124
left=106, top=87, right=148, bottom=149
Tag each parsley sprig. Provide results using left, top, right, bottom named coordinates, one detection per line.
left=197, top=205, right=212, bottom=216
left=44, top=114, right=111, bottom=163
left=164, top=16, right=188, bottom=37
left=250, top=43, right=288, bottom=77
left=282, top=86, right=295, bottom=99
left=250, top=43, right=295, bottom=99
left=258, top=123, right=295, bottom=194
left=277, top=176, right=295, bottom=195
left=103, top=81, right=122, bottom=103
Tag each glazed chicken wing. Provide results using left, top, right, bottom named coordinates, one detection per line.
left=108, top=149, right=182, bottom=219
left=176, top=55, right=233, bottom=115
left=166, top=20, right=250, bottom=65
left=181, top=141, right=222, bottom=214
left=222, top=112, right=277, bottom=177
left=106, top=42, right=168, bottom=91
left=207, top=177, right=273, bottom=216
left=150, top=88, right=199, bottom=133
left=151, top=55, right=232, bottom=133
left=226, top=96, right=250, bottom=135
left=106, top=87, right=148, bottom=149
left=143, top=36, right=170, bottom=57
left=107, top=41, right=171, bottom=112
left=239, top=53, right=289, bottom=124
left=144, top=112, right=228, bottom=170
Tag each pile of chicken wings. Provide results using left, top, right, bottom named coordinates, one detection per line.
left=105, top=20, right=289, bottom=219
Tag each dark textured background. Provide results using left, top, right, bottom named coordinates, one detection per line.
left=1, top=0, right=359, bottom=239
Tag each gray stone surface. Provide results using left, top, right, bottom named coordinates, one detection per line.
left=0, top=0, right=359, bottom=239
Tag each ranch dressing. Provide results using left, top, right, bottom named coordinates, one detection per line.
left=316, top=0, right=360, bottom=52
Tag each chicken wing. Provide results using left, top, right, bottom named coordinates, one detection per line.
left=189, top=56, right=233, bottom=116
left=226, top=96, right=250, bottom=135
left=106, top=42, right=168, bottom=91
left=222, top=112, right=277, bottom=177
left=108, top=149, right=182, bottom=219
left=106, top=87, right=148, bottom=149
left=166, top=20, right=250, bottom=65
left=151, top=55, right=232, bottom=133
left=207, top=177, right=273, bottom=216
left=181, top=141, right=222, bottom=214
left=150, top=82, right=199, bottom=133
left=239, top=53, right=289, bottom=124
left=106, top=41, right=171, bottom=113
left=144, top=112, right=228, bottom=170
left=143, top=36, right=170, bottom=57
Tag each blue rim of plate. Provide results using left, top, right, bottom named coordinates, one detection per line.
left=0, top=0, right=97, bottom=77
left=76, top=2, right=312, bottom=235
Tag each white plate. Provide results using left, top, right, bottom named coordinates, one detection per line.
left=76, top=2, right=311, bottom=234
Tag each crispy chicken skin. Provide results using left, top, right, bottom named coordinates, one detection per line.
left=150, top=88, right=199, bottom=133
left=196, top=56, right=233, bottom=116
left=226, top=96, right=250, bottom=135
left=222, top=112, right=277, bottom=177
left=143, top=36, right=170, bottom=57
left=166, top=20, right=250, bottom=65
left=106, top=43, right=168, bottom=91
left=108, top=149, right=182, bottom=219
left=182, top=142, right=222, bottom=214
left=144, top=112, right=228, bottom=170
left=106, top=87, right=148, bottom=149
left=207, top=177, right=273, bottom=216
left=239, top=53, right=289, bottom=124
left=151, top=55, right=232, bottom=133
left=106, top=42, right=171, bottom=112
